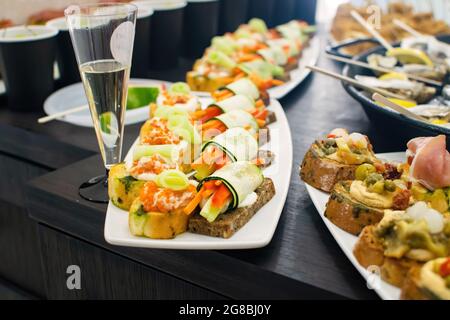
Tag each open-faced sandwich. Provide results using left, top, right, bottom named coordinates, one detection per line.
left=401, top=257, right=450, bottom=300
left=353, top=204, right=449, bottom=289
left=211, top=77, right=270, bottom=106
left=187, top=161, right=275, bottom=238
left=300, top=128, right=379, bottom=193
left=192, top=127, right=274, bottom=180
left=154, top=82, right=201, bottom=114
left=323, top=134, right=450, bottom=235
left=108, top=77, right=276, bottom=240
left=324, top=162, right=411, bottom=235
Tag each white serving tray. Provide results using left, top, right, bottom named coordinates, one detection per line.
left=104, top=98, right=293, bottom=249
left=305, top=152, right=406, bottom=300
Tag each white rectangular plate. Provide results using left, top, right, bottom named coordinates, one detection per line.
left=104, top=98, right=293, bottom=250
left=305, top=152, right=406, bottom=300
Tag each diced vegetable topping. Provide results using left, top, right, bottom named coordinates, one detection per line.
left=156, top=170, right=190, bottom=191
left=239, top=60, right=284, bottom=80
left=169, top=82, right=191, bottom=95
left=212, top=36, right=237, bottom=55
left=440, top=258, right=450, bottom=277
left=248, top=18, right=268, bottom=34
left=208, top=50, right=237, bottom=70
left=140, top=181, right=196, bottom=213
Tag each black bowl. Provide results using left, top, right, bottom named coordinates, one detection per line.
left=341, top=34, right=450, bottom=140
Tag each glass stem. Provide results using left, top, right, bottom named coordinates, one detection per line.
left=104, top=168, right=110, bottom=187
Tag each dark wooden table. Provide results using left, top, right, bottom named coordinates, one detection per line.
left=0, top=35, right=411, bottom=300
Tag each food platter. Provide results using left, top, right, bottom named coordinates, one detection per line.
left=104, top=97, right=292, bottom=250
left=44, top=79, right=172, bottom=127
left=305, top=152, right=405, bottom=300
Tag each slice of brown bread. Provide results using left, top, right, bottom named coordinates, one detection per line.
left=300, top=144, right=358, bottom=193
left=401, top=266, right=432, bottom=300
left=353, top=225, right=385, bottom=269
left=325, top=182, right=384, bottom=235
left=188, top=178, right=276, bottom=239
left=382, top=257, right=422, bottom=288
left=354, top=225, right=423, bottom=288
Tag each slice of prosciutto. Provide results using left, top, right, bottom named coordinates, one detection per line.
left=407, top=135, right=450, bottom=190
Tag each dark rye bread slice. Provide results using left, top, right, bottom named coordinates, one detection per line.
left=265, top=111, right=277, bottom=126
left=324, top=181, right=384, bottom=235
left=188, top=178, right=275, bottom=239
left=300, top=143, right=358, bottom=193
left=354, top=225, right=422, bottom=288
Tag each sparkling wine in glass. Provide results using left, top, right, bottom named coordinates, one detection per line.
left=65, top=3, right=137, bottom=203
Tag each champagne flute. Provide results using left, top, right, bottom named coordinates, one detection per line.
left=65, top=3, right=137, bottom=203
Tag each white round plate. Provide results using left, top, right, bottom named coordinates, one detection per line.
left=44, top=78, right=172, bottom=127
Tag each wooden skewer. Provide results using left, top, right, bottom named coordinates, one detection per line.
left=350, top=10, right=394, bottom=51
left=37, top=84, right=157, bottom=124
left=38, top=104, right=88, bottom=124
left=393, top=18, right=450, bottom=49
left=393, top=19, right=423, bottom=38
left=372, top=93, right=428, bottom=123
left=326, top=54, right=443, bottom=86
left=306, top=65, right=411, bottom=100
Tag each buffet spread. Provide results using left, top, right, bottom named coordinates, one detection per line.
left=5, top=0, right=450, bottom=300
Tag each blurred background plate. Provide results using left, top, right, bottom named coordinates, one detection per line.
left=44, top=78, right=172, bottom=127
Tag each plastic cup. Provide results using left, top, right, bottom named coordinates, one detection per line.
left=248, top=0, right=274, bottom=27
left=272, top=0, right=296, bottom=26
left=0, top=25, right=58, bottom=111
left=46, top=17, right=80, bottom=86
left=219, top=0, right=249, bottom=34
left=183, top=0, right=220, bottom=59
left=132, top=6, right=154, bottom=77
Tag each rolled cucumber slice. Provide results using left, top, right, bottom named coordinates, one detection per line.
left=154, top=105, right=190, bottom=120
left=212, top=109, right=259, bottom=135
left=202, top=127, right=258, bottom=162
left=258, top=46, right=288, bottom=67
left=198, top=161, right=263, bottom=210
left=207, top=50, right=236, bottom=70
left=209, top=94, right=254, bottom=113
left=225, top=78, right=259, bottom=100
left=200, top=196, right=229, bottom=223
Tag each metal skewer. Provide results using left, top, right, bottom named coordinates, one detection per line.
left=350, top=10, right=394, bottom=51
left=393, top=19, right=423, bottom=38
left=38, top=104, right=89, bottom=124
